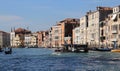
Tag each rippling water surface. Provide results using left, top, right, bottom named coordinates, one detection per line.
left=0, top=48, right=120, bottom=71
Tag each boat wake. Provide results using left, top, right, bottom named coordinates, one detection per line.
left=52, top=52, right=61, bottom=56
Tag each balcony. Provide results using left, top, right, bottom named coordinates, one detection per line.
left=91, top=38, right=94, bottom=41
left=111, top=30, right=117, bottom=34
left=111, top=38, right=117, bottom=42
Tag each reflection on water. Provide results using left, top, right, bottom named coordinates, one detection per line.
left=0, top=48, right=120, bottom=71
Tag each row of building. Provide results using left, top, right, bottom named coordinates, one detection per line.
left=0, top=28, right=38, bottom=48
left=39, top=5, right=120, bottom=49
left=0, top=5, right=120, bottom=48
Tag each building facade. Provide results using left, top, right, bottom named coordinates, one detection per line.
left=79, top=15, right=88, bottom=45
left=0, top=31, right=10, bottom=48
left=87, top=7, right=112, bottom=48
left=72, top=27, right=80, bottom=44
left=37, top=31, right=43, bottom=47
left=37, top=31, right=48, bottom=47
left=37, top=31, right=45, bottom=47
left=24, top=33, right=38, bottom=47
left=58, top=18, right=80, bottom=46
left=24, top=34, right=31, bottom=47
left=104, top=5, right=120, bottom=48
left=30, top=35, right=37, bottom=47
left=51, top=25, right=62, bottom=47
left=10, top=28, right=31, bottom=47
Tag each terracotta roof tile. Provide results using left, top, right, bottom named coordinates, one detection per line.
left=14, top=28, right=31, bottom=34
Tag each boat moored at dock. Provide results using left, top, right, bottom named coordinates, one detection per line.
left=95, top=47, right=112, bottom=52
left=55, top=44, right=89, bottom=53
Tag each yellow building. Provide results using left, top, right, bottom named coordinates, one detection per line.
left=10, top=28, right=31, bottom=47
left=30, top=35, right=37, bottom=47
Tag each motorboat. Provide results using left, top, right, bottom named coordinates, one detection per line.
left=95, top=47, right=111, bottom=51
left=4, top=47, right=12, bottom=54
left=54, top=48, right=62, bottom=52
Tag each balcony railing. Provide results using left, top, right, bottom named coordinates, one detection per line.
left=111, top=30, right=117, bottom=34
left=91, top=38, right=94, bottom=41
left=111, top=38, right=117, bottom=41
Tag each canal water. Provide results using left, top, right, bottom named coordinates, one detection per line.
left=0, top=48, right=120, bottom=71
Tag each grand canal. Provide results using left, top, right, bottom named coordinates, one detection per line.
left=0, top=48, right=120, bottom=71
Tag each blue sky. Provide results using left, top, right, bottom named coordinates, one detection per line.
left=0, top=0, right=120, bottom=32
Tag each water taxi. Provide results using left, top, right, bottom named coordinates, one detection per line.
left=95, top=47, right=111, bottom=51
left=111, top=49, right=120, bottom=52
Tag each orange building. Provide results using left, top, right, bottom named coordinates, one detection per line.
left=56, top=18, right=80, bottom=47
left=37, top=31, right=48, bottom=47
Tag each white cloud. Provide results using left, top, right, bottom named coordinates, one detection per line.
left=0, top=15, right=23, bottom=21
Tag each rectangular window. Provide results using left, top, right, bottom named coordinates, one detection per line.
left=54, top=30, right=59, bottom=33
left=112, top=25, right=117, bottom=30
left=55, top=36, right=59, bottom=39
left=119, top=24, right=120, bottom=30
left=119, top=35, right=120, bottom=38
left=91, top=23, right=94, bottom=26
left=92, top=14, right=94, bottom=19
left=113, top=9, right=115, bottom=13
left=75, top=30, right=79, bottom=33
left=113, top=34, right=117, bottom=38
left=101, top=30, right=103, bottom=35
left=92, top=33, right=95, bottom=38
left=119, top=14, right=120, bottom=18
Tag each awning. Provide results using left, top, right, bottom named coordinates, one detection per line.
left=111, top=14, right=117, bottom=20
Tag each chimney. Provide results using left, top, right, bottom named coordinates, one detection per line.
left=97, top=6, right=100, bottom=10
left=87, top=10, right=92, bottom=14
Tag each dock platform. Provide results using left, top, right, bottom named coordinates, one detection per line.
left=55, top=44, right=88, bottom=53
